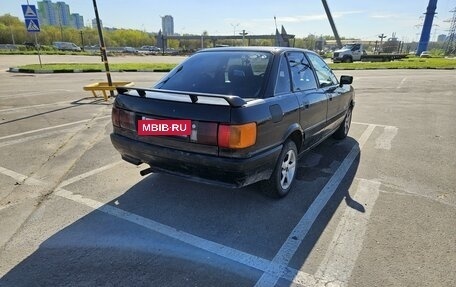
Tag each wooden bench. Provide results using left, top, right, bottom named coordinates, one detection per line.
left=83, top=81, right=135, bottom=101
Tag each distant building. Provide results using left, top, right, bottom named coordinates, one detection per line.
left=161, top=15, right=174, bottom=36
left=92, top=18, right=103, bottom=30
left=37, top=0, right=84, bottom=29
left=55, top=1, right=70, bottom=26
left=437, top=34, right=447, bottom=42
left=71, top=13, right=84, bottom=29
left=37, top=0, right=57, bottom=26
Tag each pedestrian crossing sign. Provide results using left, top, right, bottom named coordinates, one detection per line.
left=25, top=19, right=41, bottom=32
left=22, top=5, right=40, bottom=32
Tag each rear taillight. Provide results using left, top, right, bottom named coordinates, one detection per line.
left=191, top=122, right=218, bottom=145
left=218, top=123, right=256, bottom=149
left=112, top=106, right=120, bottom=127
left=112, top=106, right=135, bottom=131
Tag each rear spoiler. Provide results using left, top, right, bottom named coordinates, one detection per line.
left=116, top=87, right=247, bottom=108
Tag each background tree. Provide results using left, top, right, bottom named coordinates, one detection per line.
left=0, top=14, right=27, bottom=44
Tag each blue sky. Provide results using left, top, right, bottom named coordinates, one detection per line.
left=1, top=0, right=454, bottom=41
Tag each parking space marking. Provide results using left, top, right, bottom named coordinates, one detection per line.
left=0, top=122, right=385, bottom=286
left=0, top=162, right=325, bottom=285
left=314, top=178, right=381, bottom=286
left=0, top=166, right=43, bottom=186
left=0, top=115, right=110, bottom=141
left=0, top=101, right=74, bottom=113
left=0, top=127, right=81, bottom=148
left=57, top=161, right=123, bottom=189
left=375, top=126, right=398, bottom=150
left=54, top=187, right=325, bottom=285
left=254, top=124, right=376, bottom=287
left=396, top=77, right=407, bottom=89
left=0, top=89, right=73, bottom=99
left=352, top=121, right=396, bottom=129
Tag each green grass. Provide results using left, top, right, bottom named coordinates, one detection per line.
left=16, top=62, right=177, bottom=72
left=13, top=56, right=456, bottom=73
left=0, top=50, right=96, bottom=56
left=329, top=57, right=456, bottom=70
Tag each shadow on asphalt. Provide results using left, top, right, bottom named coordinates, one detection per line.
left=0, top=137, right=360, bottom=287
left=0, top=97, right=110, bottom=126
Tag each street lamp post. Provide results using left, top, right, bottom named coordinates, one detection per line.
left=57, top=3, right=64, bottom=41
left=80, top=30, right=85, bottom=52
left=239, top=30, right=248, bottom=46
left=231, top=23, right=239, bottom=46
left=378, top=33, right=387, bottom=53
left=9, top=24, right=15, bottom=45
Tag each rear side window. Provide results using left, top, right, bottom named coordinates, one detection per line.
left=286, top=52, right=317, bottom=91
left=155, top=51, right=272, bottom=99
left=306, top=52, right=338, bottom=87
left=274, top=55, right=291, bottom=95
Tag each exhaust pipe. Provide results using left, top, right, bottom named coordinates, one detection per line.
left=140, top=167, right=153, bottom=176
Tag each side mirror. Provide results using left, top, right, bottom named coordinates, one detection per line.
left=339, top=75, right=353, bottom=87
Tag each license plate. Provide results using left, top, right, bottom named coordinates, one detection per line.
left=138, top=117, right=192, bottom=137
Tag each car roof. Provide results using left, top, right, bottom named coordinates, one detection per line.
left=197, top=46, right=315, bottom=55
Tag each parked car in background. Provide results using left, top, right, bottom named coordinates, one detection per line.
left=420, top=51, right=431, bottom=58
left=164, top=48, right=179, bottom=55
left=110, top=47, right=355, bottom=198
left=140, top=45, right=161, bottom=55
left=122, top=46, right=139, bottom=54
left=53, top=41, right=81, bottom=52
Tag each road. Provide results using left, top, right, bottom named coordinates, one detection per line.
left=0, top=55, right=455, bottom=287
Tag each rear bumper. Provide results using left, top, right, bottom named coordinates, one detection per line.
left=110, top=133, right=282, bottom=188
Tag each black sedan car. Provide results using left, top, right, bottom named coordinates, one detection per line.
left=111, top=47, right=354, bottom=197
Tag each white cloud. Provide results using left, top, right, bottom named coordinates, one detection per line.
left=370, top=13, right=402, bottom=19
left=225, top=10, right=364, bottom=24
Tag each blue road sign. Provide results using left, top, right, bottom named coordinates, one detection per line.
left=25, top=19, right=41, bottom=32
left=21, top=5, right=38, bottom=19
left=22, top=5, right=40, bottom=32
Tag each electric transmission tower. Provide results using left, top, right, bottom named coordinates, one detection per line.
left=444, top=8, right=456, bottom=55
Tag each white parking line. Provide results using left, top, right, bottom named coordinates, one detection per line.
left=254, top=124, right=376, bottom=287
left=396, top=77, right=407, bottom=89
left=0, top=163, right=324, bottom=285
left=54, top=187, right=324, bottom=285
left=57, top=161, right=123, bottom=189
left=0, top=100, right=73, bottom=113
left=0, top=127, right=80, bottom=148
left=0, top=115, right=110, bottom=141
left=0, top=123, right=380, bottom=286
left=375, top=126, right=398, bottom=150
left=0, top=166, right=43, bottom=186
left=314, top=178, right=381, bottom=286
left=0, top=89, right=73, bottom=99
left=352, top=121, right=396, bottom=129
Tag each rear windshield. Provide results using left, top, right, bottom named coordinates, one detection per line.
left=155, top=51, right=272, bottom=99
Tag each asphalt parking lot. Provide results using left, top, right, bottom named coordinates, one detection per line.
left=0, top=55, right=455, bottom=287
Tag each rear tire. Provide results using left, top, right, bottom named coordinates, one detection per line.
left=333, top=106, right=353, bottom=140
left=261, top=140, right=298, bottom=198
